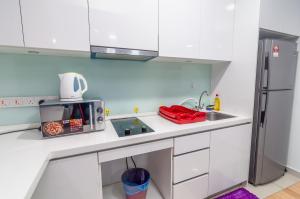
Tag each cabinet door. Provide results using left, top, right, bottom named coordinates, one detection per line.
left=209, top=124, right=252, bottom=196
left=89, top=0, right=158, bottom=51
left=32, top=153, right=101, bottom=199
left=159, top=0, right=234, bottom=61
left=0, top=0, right=24, bottom=47
left=260, top=0, right=300, bottom=36
left=20, top=0, right=90, bottom=51
left=159, top=0, right=201, bottom=59
left=199, top=0, right=235, bottom=61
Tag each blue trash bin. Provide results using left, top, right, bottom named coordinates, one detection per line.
left=121, top=168, right=150, bottom=199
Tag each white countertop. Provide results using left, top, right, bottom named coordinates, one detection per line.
left=0, top=112, right=251, bottom=199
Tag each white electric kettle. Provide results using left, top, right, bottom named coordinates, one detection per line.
left=58, top=72, right=88, bottom=101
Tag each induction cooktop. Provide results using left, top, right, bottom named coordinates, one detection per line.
left=111, top=117, right=154, bottom=137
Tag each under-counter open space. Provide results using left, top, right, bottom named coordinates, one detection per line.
left=98, top=140, right=173, bottom=199
left=100, top=152, right=171, bottom=199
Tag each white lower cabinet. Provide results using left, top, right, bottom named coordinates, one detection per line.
left=173, top=174, right=208, bottom=199
left=208, top=124, right=252, bottom=196
left=31, top=124, right=252, bottom=199
left=173, top=149, right=209, bottom=183
left=172, top=132, right=210, bottom=199
left=32, top=153, right=101, bottom=199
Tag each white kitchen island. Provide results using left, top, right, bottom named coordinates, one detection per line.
left=0, top=112, right=252, bottom=199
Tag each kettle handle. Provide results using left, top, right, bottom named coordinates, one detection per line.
left=77, top=74, right=88, bottom=94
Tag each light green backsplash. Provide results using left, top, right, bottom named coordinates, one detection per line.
left=0, top=53, right=211, bottom=125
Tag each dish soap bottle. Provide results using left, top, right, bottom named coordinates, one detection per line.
left=214, top=94, right=221, bottom=111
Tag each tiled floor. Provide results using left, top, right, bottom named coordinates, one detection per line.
left=245, top=172, right=300, bottom=198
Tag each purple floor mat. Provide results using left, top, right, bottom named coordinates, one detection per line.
left=215, top=188, right=259, bottom=199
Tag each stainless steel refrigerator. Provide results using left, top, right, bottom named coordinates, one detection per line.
left=249, top=39, right=298, bottom=185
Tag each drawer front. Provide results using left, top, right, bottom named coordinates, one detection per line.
left=173, top=174, right=208, bottom=199
left=173, top=149, right=209, bottom=183
left=174, top=132, right=210, bottom=155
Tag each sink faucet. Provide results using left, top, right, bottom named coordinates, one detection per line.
left=198, top=91, right=209, bottom=110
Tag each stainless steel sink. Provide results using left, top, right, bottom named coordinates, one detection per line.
left=206, top=112, right=235, bottom=121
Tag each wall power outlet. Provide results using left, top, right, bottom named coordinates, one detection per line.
left=0, top=96, right=59, bottom=108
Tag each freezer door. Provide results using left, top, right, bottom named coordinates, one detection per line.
left=255, top=90, right=293, bottom=184
left=262, top=39, right=298, bottom=90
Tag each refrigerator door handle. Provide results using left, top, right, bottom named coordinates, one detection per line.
left=260, top=92, right=268, bottom=127
left=260, top=110, right=265, bottom=127
left=263, top=54, right=270, bottom=90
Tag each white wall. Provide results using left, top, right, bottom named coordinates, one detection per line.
left=260, top=0, right=300, bottom=37
left=211, top=0, right=261, bottom=117
left=288, top=40, right=300, bottom=172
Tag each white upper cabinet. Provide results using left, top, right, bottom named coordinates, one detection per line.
left=159, top=0, right=202, bottom=59
left=199, top=0, right=235, bottom=61
left=20, top=0, right=90, bottom=51
left=260, top=0, right=300, bottom=36
left=159, top=0, right=235, bottom=61
left=0, top=0, right=24, bottom=47
left=89, top=0, right=158, bottom=51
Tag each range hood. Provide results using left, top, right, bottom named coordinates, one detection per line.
left=90, top=46, right=158, bottom=61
